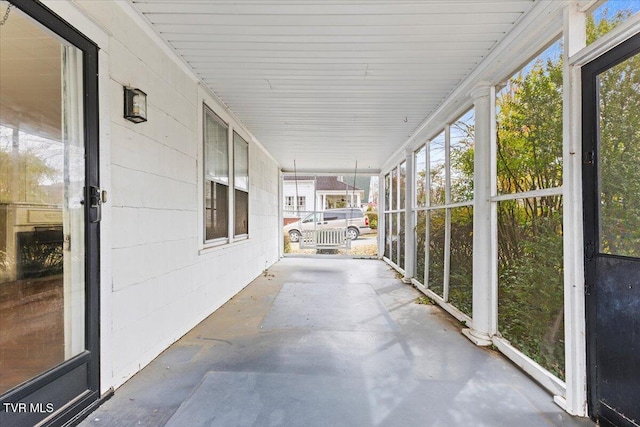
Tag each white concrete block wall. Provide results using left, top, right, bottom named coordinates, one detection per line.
left=49, top=1, right=281, bottom=391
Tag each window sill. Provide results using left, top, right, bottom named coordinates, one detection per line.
left=199, top=237, right=250, bottom=255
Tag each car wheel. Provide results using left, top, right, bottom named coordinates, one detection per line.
left=347, top=227, right=359, bottom=240
left=289, top=230, right=301, bottom=242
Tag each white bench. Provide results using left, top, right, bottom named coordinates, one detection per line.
left=299, top=228, right=351, bottom=250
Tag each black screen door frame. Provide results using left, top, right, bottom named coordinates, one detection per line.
left=0, top=1, right=101, bottom=426
left=582, top=32, right=640, bottom=427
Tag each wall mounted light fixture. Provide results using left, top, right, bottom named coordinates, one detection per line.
left=123, top=86, right=147, bottom=123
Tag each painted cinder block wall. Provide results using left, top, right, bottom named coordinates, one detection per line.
left=42, top=0, right=281, bottom=392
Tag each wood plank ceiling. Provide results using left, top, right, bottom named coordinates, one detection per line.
left=130, top=0, right=536, bottom=173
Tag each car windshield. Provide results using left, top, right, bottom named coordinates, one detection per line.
left=302, top=213, right=321, bottom=223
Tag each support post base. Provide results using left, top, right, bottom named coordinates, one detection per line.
left=462, top=328, right=492, bottom=346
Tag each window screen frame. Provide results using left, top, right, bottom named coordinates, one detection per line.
left=203, top=104, right=230, bottom=245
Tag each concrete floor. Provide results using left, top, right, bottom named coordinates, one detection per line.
left=80, top=258, right=594, bottom=427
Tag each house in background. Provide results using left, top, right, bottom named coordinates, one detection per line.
left=283, top=176, right=365, bottom=218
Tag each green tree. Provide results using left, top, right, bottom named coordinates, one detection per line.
left=590, top=9, right=640, bottom=257
left=494, top=8, right=639, bottom=379
left=495, top=50, right=565, bottom=378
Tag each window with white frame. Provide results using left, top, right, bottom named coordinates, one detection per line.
left=384, top=165, right=404, bottom=267
left=383, top=173, right=392, bottom=260
left=398, top=161, right=406, bottom=270
left=203, top=105, right=250, bottom=243
left=448, top=110, right=474, bottom=316
left=494, top=40, right=564, bottom=380
left=296, top=196, right=306, bottom=212
left=234, top=131, right=249, bottom=237
left=383, top=164, right=405, bottom=269
left=285, top=196, right=295, bottom=212
left=204, top=106, right=229, bottom=242
left=284, top=196, right=305, bottom=213
left=413, top=108, right=475, bottom=318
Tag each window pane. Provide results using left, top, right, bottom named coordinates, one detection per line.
left=597, top=51, right=640, bottom=257
left=0, top=7, right=85, bottom=393
left=399, top=161, right=406, bottom=211
left=234, top=189, right=248, bottom=236
left=449, top=206, right=473, bottom=317
left=204, top=108, right=228, bottom=185
left=498, top=196, right=564, bottom=379
left=391, top=168, right=398, bottom=210
left=415, top=146, right=427, bottom=208
left=587, top=2, right=640, bottom=46
left=384, top=173, right=390, bottom=211
left=384, top=213, right=391, bottom=259
left=205, top=181, right=228, bottom=240
left=415, top=210, right=427, bottom=285
left=450, top=110, right=475, bottom=203
left=399, top=211, right=405, bottom=270
left=428, top=209, right=445, bottom=297
left=234, top=132, right=248, bottom=191
left=391, top=213, right=397, bottom=265
left=430, top=132, right=446, bottom=206
left=496, top=41, right=563, bottom=195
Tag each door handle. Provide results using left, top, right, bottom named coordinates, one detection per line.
left=583, top=150, right=595, bottom=165
left=89, top=186, right=102, bottom=223
left=585, top=241, right=595, bottom=261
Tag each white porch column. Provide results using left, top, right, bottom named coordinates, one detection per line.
left=560, top=3, right=587, bottom=416
left=462, top=82, right=494, bottom=346
left=403, top=147, right=415, bottom=283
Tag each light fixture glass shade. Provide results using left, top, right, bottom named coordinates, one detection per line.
left=124, top=86, right=147, bottom=123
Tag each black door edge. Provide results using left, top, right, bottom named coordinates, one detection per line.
left=582, top=31, right=640, bottom=425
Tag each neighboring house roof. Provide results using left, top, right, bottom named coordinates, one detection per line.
left=284, top=175, right=363, bottom=192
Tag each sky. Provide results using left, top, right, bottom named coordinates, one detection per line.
left=593, top=0, right=640, bottom=23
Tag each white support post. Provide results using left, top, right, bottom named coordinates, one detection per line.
left=403, top=148, right=415, bottom=283
left=560, top=3, right=588, bottom=416
left=463, top=82, right=494, bottom=346
left=378, top=173, right=386, bottom=259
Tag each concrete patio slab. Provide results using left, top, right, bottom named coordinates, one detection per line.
left=79, top=258, right=594, bottom=427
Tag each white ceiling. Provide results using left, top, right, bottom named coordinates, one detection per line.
left=129, top=0, right=537, bottom=173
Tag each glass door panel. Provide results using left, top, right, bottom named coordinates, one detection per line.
left=597, top=56, right=640, bottom=258
left=0, top=2, right=85, bottom=395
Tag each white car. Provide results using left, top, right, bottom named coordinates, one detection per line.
left=284, top=208, right=371, bottom=242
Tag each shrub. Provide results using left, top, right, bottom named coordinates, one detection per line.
left=365, top=208, right=378, bottom=230
left=283, top=234, right=291, bottom=254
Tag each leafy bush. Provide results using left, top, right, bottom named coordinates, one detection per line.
left=365, top=211, right=378, bottom=230
left=283, top=234, right=291, bottom=254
